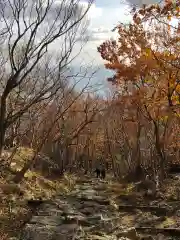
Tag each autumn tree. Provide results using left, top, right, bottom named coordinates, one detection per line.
left=98, top=0, right=180, bottom=180
left=12, top=71, right=104, bottom=182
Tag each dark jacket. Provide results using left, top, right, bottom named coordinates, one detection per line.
left=95, top=158, right=104, bottom=170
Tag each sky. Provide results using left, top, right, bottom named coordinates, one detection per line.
left=71, top=0, right=160, bottom=95
left=0, top=0, right=163, bottom=96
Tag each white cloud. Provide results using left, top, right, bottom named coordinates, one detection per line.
left=85, top=27, right=117, bottom=42
left=47, top=1, right=133, bottom=88
left=88, top=3, right=103, bottom=19
left=78, top=1, right=103, bottom=19
left=70, top=2, right=132, bottom=68
left=125, top=0, right=159, bottom=7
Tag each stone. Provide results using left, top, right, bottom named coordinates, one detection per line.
left=86, top=234, right=117, bottom=240
left=156, top=234, right=166, bottom=240
left=158, top=203, right=173, bottom=212
left=117, top=227, right=140, bottom=240
left=62, top=214, right=89, bottom=225
left=176, top=209, right=180, bottom=217
left=92, top=195, right=110, bottom=204
left=81, top=207, right=95, bottom=215
left=21, top=224, right=79, bottom=240
left=38, top=208, right=63, bottom=216
left=155, top=191, right=165, bottom=199
left=21, top=176, right=162, bottom=240
left=57, top=223, right=79, bottom=233
left=30, top=216, right=62, bottom=226
left=94, top=185, right=107, bottom=191
left=80, top=201, right=98, bottom=207
left=61, top=208, right=77, bottom=215
left=172, top=175, right=179, bottom=180
left=140, top=236, right=155, bottom=240
left=87, top=214, right=102, bottom=221
left=21, top=225, right=57, bottom=240
left=118, top=238, right=131, bottom=240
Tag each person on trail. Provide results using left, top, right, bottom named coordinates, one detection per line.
left=94, top=158, right=106, bottom=179
left=100, top=167, right=106, bottom=179
left=95, top=167, right=101, bottom=178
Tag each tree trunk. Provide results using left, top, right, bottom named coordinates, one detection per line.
left=0, top=95, right=7, bottom=156
left=134, top=123, right=142, bottom=180
left=135, top=123, right=141, bottom=166
left=0, top=79, right=15, bottom=156
left=105, top=127, right=117, bottom=177
left=154, top=121, right=166, bottom=180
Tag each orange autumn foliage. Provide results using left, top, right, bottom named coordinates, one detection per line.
left=98, top=2, right=180, bottom=120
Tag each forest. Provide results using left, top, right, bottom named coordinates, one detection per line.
left=0, top=0, right=179, bottom=239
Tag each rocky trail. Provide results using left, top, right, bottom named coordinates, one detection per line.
left=19, top=175, right=180, bottom=240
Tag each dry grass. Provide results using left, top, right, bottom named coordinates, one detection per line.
left=120, top=214, right=135, bottom=226
left=157, top=216, right=176, bottom=228
left=161, top=177, right=180, bottom=201
left=106, top=180, right=136, bottom=202
left=0, top=147, right=77, bottom=239
left=107, top=180, right=135, bottom=194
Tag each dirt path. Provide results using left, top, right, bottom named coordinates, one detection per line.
left=19, top=175, right=180, bottom=240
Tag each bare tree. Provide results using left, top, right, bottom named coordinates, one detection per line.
left=12, top=70, right=103, bottom=182
left=0, top=0, right=93, bottom=155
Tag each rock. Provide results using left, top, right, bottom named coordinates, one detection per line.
left=21, top=176, right=165, bottom=240
left=62, top=214, right=90, bottom=226
left=80, top=201, right=98, bottom=207
left=134, top=209, right=143, bottom=215
left=135, top=178, right=156, bottom=196
left=150, top=201, right=159, bottom=206
left=61, top=207, right=77, bottom=215
left=30, top=215, right=62, bottom=226
left=158, top=203, right=173, bottom=212
left=118, top=238, right=131, bottom=240
left=172, top=175, right=179, bottom=180
left=92, top=195, right=110, bottom=205
left=78, top=195, right=109, bottom=205
left=22, top=223, right=80, bottom=240
left=81, top=207, right=94, bottom=215
left=94, top=185, right=107, bottom=191
left=87, top=234, right=117, bottom=240
left=155, top=192, right=164, bottom=199
left=38, top=208, right=63, bottom=216
left=156, top=234, right=167, bottom=240
left=175, top=209, right=180, bottom=217
left=57, top=223, right=79, bottom=233
left=117, top=227, right=140, bottom=240
left=87, top=214, right=102, bottom=222
left=140, top=236, right=155, bottom=240
left=20, top=225, right=57, bottom=240
left=27, top=199, right=44, bottom=208
left=118, top=238, right=132, bottom=240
